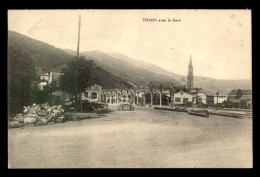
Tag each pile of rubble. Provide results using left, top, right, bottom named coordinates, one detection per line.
left=9, top=103, right=66, bottom=128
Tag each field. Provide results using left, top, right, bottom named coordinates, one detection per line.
left=8, top=105, right=252, bottom=168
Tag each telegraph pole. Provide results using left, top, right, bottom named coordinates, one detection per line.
left=77, top=15, right=81, bottom=58
left=216, top=91, right=219, bottom=109
left=76, top=15, right=82, bottom=112
left=171, top=82, right=174, bottom=105
left=196, top=87, right=198, bottom=104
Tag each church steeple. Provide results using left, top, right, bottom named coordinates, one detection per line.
left=187, top=55, right=194, bottom=90
left=189, top=55, right=192, bottom=67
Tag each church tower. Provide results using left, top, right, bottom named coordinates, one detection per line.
left=187, top=55, right=194, bottom=90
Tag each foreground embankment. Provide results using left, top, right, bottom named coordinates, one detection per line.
left=8, top=106, right=252, bottom=168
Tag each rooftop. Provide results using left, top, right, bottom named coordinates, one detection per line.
left=229, top=89, right=252, bottom=95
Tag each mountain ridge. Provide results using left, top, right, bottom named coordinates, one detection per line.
left=8, top=30, right=74, bottom=72
left=8, top=30, right=251, bottom=93
left=64, top=49, right=251, bottom=93
left=63, top=49, right=180, bottom=87
left=8, top=31, right=133, bottom=89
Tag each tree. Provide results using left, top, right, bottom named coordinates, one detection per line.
left=236, top=89, right=243, bottom=99
left=8, top=45, right=37, bottom=115
left=30, top=83, right=52, bottom=105
left=59, top=56, right=100, bottom=110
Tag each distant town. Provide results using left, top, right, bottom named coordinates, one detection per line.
left=34, top=56, right=252, bottom=111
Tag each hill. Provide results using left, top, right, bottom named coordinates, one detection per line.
left=108, top=52, right=184, bottom=81
left=8, top=31, right=133, bottom=89
left=8, top=30, right=74, bottom=72
left=8, top=30, right=251, bottom=93
left=64, top=49, right=180, bottom=87
left=65, top=50, right=251, bottom=93
left=193, top=76, right=251, bottom=93
left=108, top=52, right=252, bottom=93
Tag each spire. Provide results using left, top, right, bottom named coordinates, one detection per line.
left=187, top=54, right=194, bottom=90
left=189, top=54, right=192, bottom=67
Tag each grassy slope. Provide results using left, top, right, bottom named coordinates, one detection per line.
left=8, top=31, right=73, bottom=72
left=8, top=31, right=132, bottom=89
left=8, top=30, right=250, bottom=92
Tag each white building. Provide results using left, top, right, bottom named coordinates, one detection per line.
left=189, top=89, right=214, bottom=104
left=38, top=72, right=61, bottom=89
left=81, top=84, right=102, bottom=103
left=173, top=91, right=194, bottom=104
left=193, top=92, right=207, bottom=104
left=37, top=80, right=48, bottom=91
left=214, top=95, right=227, bottom=104
left=40, top=72, right=53, bottom=84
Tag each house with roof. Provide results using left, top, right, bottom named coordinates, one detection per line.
left=81, top=84, right=102, bottom=103
left=34, top=71, right=69, bottom=100
left=190, top=88, right=218, bottom=104
left=188, top=88, right=228, bottom=106
left=213, top=92, right=228, bottom=104
left=173, top=91, right=194, bottom=105
left=40, top=72, right=61, bottom=85
left=36, top=72, right=61, bottom=90
left=40, top=72, right=50, bottom=82
left=189, top=89, right=208, bottom=104
left=226, top=89, right=252, bottom=109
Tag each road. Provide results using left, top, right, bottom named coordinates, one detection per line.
left=8, top=105, right=252, bottom=168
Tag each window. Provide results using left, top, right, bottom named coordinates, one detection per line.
left=84, top=92, right=88, bottom=98
left=175, top=97, right=181, bottom=102
left=91, top=92, right=97, bottom=99
left=183, top=98, right=188, bottom=104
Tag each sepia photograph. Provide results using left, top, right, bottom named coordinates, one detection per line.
left=8, top=9, right=252, bottom=168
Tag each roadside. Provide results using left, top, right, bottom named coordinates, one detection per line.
left=8, top=107, right=252, bottom=168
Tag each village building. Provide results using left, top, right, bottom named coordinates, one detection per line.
left=100, top=86, right=173, bottom=107
left=173, top=91, right=194, bottom=105
left=37, top=72, right=61, bottom=90
left=193, top=92, right=207, bottom=104
left=226, top=89, right=252, bottom=109
left=37, top=80, right=48, bottom=91
left=40, top=72, right=52, bottom=84
left=188, top=88, right=229, bottom=106
left=206, top=95, right=215, bottom=106
left=189, top=88, right=215, bottom=104
left=213, top=92, right=228, bottom=104
left=34, top=71, right=70, bottom=101
left=189, top=89, right=207, bottom=104
left=81, top=84, right=102, bottom=103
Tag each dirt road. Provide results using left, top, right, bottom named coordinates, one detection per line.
left=8, top=105, right=252, bottom=168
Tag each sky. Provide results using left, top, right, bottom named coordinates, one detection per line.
left=8, top=10, right=251, bottom=80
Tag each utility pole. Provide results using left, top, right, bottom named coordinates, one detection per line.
left=76, top=15, right=82, bottom=113
left=150, top=82, right=153, bottom=107
left=171, top=82, right=174, bottom=105
left=159, top=83, right=162, bottom=107
left=196, top=87, right=198, bottom=104
left=77, top=15, right=81, bottom=58
left=216, top=91, right=219, bottom=109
